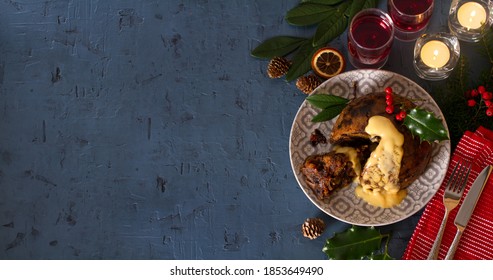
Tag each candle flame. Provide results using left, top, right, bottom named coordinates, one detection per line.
left=433, top=50, right=439, bottom=59
left=470, top=10, right=476, bottom=23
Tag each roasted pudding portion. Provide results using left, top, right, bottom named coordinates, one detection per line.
left=330, top=92, right=432, bottom=189
left=300, top=92, right=434, bottom=207
left=301, top=151, right=357, bottom=200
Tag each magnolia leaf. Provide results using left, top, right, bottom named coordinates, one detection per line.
left=403, top=107, right=449, bottom=142
left=285, top=4, right=335, bottom=26
left=285, top=39, right=319, bottom=81
left=322, top=226, right=385, bottom=260
left=250, top=36, right=306, bottom=59
left=301, top=0, right=345, bottom=5
left=306, top=94, right=349, bottom=109
left=312, top=3, right=350, bottom=47
left=311, top=104, right=347, bottom=122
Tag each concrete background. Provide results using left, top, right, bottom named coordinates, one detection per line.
left=0, top=0, right=485, bottom=259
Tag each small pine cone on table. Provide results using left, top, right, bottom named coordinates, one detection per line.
left=302, top=218, right=326, bottom=240
left=267, top=56, right=291, bottom=78
left=296, top=74, right=322, bottom=94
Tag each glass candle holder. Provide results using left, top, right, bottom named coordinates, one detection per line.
left=413, top=33, right=460, bottom=81
left=448, top=0, right=493, bottom=42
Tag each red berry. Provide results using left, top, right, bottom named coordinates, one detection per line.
left=385, top=87, right=393, bottom=95
left=398, top=110, right=407, bottom=119
left=482, top=92, right=493, bottom=100
left=386, top=105, right=394, bottom=114
left=478, top=85, right=486, bottom=94
left=486, top=108, right=493, bottom=117
left=386, top=99, right=393, bottom=106
left=467, top=99, right=477, bottom=107
left=470, top=89, right=479, bottom=97
left=485, top=100, right=492, bottom=107
left=395, top=114, right=403, bottom=121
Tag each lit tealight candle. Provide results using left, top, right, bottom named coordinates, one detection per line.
left=457, top=1, right=487, bottom=29
left=420, top=40, right=451, bottom=68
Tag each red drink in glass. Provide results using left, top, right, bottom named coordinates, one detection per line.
left=388, top=0, right=434, bottom=41
left=348, top=9, right=394, bottom=69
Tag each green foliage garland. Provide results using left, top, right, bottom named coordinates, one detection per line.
left=251, top=0, right=379, bottom=81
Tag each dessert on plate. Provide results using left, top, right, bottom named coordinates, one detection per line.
left=301, top=92, right=433, bottom=208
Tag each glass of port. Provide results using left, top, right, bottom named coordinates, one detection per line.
left=347, top=9, right=395, bottom=69
left=388, top=0, right=435, bottom=41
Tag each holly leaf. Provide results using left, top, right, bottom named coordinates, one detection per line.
left=369, top=252, right=394, bottom=260
left=285, top=4, right=335, bottom=26
left=250, top=36, right=307, bottom=59
left=403, top=107, right=449, bottom=142
left=322, top=226, right=386, bottom=260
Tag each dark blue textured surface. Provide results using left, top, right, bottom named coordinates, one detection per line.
left=0, top=0, right=485, bottom=260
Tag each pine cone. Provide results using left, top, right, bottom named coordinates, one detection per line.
left=296, top=74, right=322, bottom=94
left=267, top=57, right=291, bottom=78
left=302, top=218, right=326, bottom=240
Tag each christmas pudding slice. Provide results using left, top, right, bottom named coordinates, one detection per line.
left=330, top=92, right=432, bottom=190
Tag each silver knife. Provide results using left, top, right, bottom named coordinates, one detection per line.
left=445, top=165, right=493, bottom=260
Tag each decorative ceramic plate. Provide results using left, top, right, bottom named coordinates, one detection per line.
left=289, top=69, right=451, bottom=226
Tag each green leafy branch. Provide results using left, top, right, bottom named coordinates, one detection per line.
left=322, top=226, right=393, bottom=260
left=432, top=26, right=493, bottom=147
left=251, top=0, right=379, bottom=81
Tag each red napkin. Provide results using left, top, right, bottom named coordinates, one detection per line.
left=403, top=126, right=493, bottom=260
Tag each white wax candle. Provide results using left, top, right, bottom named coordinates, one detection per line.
left=457, top=1, right=487, bottom=29
left=420, top=40, right=451, bottom=68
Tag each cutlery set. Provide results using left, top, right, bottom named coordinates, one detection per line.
left=427, top=161, right=493, bottom=260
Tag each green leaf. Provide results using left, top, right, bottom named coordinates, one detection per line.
left=312, top=2, right=350, bottom=47
left=285, top=4, right=335, bottom=26
left=346, top=0, right=367, bottom=20
left=322, top=226, right=386, bottom=260
left=363, top=0, right=379, bottom=10
left=301, top=0, right=345, bottom=5
left=369, top=252, right=394, bottom=260
left=311, top=104, right=347, bottom=122
left=250, top=36, right=306, bottom=59
left=306, top=94, right=349, bottom=109
left=403, top=107, right=450, bottom=142
left=285, top=39, right=319, bottom=81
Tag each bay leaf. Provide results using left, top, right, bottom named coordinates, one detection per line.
left=250, top=36, right=306, bottom=59
left=306, top=94, right=349, bottom=109
left=285, top=39, right=319, bottom=81
left=311, top=103, right=347, bottom=122
left=312, top=1, right=350, bottom=47
left=285, top=3, right=335, bottom=26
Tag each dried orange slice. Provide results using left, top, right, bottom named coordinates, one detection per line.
left=311, top=47, right=345, bottom=79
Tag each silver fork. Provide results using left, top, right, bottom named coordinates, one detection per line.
left=427, top=159, right=471, bottom=260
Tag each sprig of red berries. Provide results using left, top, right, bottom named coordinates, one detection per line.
left=385, top=87, right=407, bottom=121
left=466, top=85, right=493, bottom=117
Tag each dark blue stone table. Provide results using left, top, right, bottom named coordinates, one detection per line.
left=0, top=0, right=488, bottom=259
